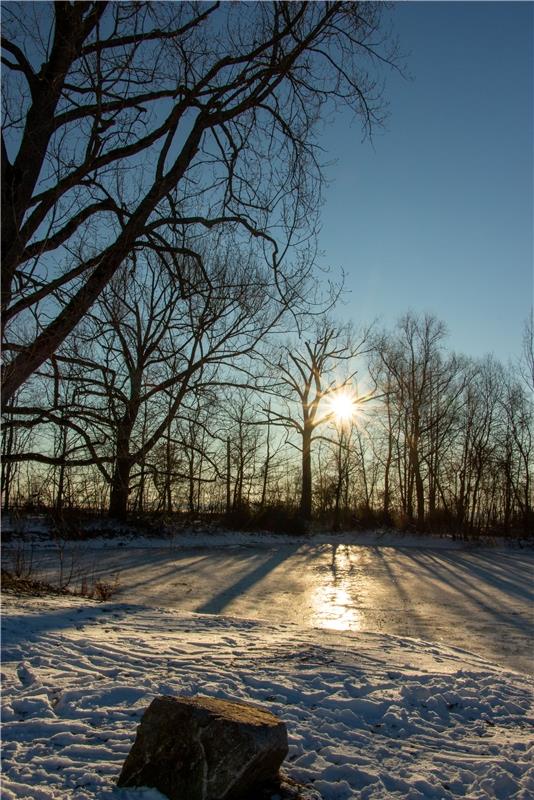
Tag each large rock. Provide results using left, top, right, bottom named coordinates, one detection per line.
left=117, top=694, right=288, bottom=800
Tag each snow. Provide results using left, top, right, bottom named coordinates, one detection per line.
left=5, top=533, right=532, bottom=673
left=3, top=523, right=533, bottom=797
left=2, top=593, right=533, bottom=800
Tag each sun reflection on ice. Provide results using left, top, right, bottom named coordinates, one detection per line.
left=310, top=545, right=362, bottom=632
left=312, top=584, right=361, bottom=631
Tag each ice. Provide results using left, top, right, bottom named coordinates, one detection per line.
left=6, top=530, right=531, bottom=673
left=2, top=532, right=533, bottom=799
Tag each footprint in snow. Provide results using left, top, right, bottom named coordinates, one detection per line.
left=17, top=661, right=38, bottom=687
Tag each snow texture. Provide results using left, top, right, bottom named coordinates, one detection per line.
left=5, top=531, right=532, bottom=674
left=2, top=593, right=533, bottom=800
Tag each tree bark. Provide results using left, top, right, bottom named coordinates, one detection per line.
left=300, top=426, right=313, bottom=519
left=226, top=438, right=231, bottom=515
left=109, top=455, right=133, bottom=521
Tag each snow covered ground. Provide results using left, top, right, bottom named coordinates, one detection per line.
left=5, top=529, right=533, bottom=673
left=2, top=527, right=533, bottom=798
left=2, top=593, right=533, bottom=800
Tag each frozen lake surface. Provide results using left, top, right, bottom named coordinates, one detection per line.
left=20, top=538, right=534, bottom=675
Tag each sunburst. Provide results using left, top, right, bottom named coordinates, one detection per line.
left=329, top=390, right=356, bottom=423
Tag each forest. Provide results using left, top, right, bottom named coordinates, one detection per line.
left=1, top=2, right=532, bottom=538
left=3, top=288, right=533, bottom=538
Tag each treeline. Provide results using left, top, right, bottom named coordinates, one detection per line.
left=3, top=281, right=532, bottom=537
left=4, top=5, right=530, bottom=538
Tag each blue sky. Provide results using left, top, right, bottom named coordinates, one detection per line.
left=317, top=1, right=533, bottom=362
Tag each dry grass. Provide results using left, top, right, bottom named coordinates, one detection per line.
left=1, top=569, right=120, bottom=601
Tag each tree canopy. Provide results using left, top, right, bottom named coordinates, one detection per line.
left=1, top=1, right=397, bottom=403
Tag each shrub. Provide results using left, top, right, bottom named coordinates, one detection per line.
left=92, top=578, right=119, bottom=601
left=425, top=508, right=462, bottom=536
left=251, top=506, right=310, bottom=535
left=10, top=540, right=35, bottom=579
left=78, top=572, right=120, bottom=601
left=49, top=509, right=84, bottom=540
left=220, top=505, right=310, bottom=535
left=1, top=568, right=119, bottom=601
left=221, top=507, right=254, bottom=530
left=390, top=509, right=417, bottom=533
left=349, top=505, right=394, bottom=531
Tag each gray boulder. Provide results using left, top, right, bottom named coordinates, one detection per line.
left=117, top=694, right=288, bottom=800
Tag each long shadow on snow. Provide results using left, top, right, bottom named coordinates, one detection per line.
left=195, top=546, right=300, bottom=615
left=437, top=551, right=534, bottom=602
left=371, top=546, right=430, bottom=640
left=20, top=548, right=213, bottom=595
left=400, top=550, right=533, bottom=633
left=107, top=553, right=215, bottom=595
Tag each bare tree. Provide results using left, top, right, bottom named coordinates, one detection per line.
left=259, top=400, right=287, bottom=510
left=149, top=394, right=217, bottom=515
left=451, top=359, right=500, bottom=534
left=520, top=311, right=534, bottom=392
left=499, top=372, right=533, bottom=535
left=219, top=390, right=261, bottom=511
left=372, top=313, right=466, bottom=529
left=3, top=243, right=286, bottom=519
left=267, top=322, right=367, bottom=519
left=1, top=390, right=34, bottom=511
left=331, top=422, right=351, bottom=530
left=2, top=1, right=397, bottom=404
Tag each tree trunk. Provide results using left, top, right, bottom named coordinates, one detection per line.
left=226, top=438, right=231, bottom=514
left=136, top=460, right=146, bottom=513
left=109, top=455, right=133, bottom=520
left=56, top=463, right=66, bottom=514
left=197, top=448, right=204, bottom=514
left=333, top=430, right=344, bottom=531
left=55, top=424, right=68, bottom=513
left=410, top=414, right=425, bottom=529
left=383, top=427, right=393, bottom=515
left=187, top=446, right=195, bottom=514
left=300, top=426, right=313, bottom=519
left=1, top=419, right=16, bottom=512
left=260, top=411, right=271, bottom=510
left=414, top=460, right=425, bottom=530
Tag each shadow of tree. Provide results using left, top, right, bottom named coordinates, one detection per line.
left=196, top=547, right=300, bottom=615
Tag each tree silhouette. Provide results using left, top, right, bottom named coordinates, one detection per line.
left=267, top=323, right=366, bottom=519
left=1, top=1, right=397, bottom=404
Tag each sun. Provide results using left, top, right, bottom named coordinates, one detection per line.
left=329, top=391, right=355, bottom=423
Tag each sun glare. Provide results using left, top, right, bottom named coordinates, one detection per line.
left=330, top=391, right=355, bottom=422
